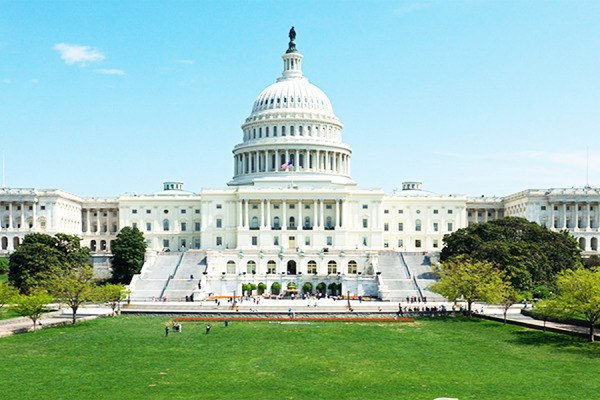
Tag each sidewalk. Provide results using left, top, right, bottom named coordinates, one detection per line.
left=0, top=307, right=113, bottom=338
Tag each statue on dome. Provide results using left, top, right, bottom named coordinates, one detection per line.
left=286, top=27, right=297, bottom=53
left=289, top=27, right=296, bottom=41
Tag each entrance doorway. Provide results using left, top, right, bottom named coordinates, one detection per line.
left=288, top=236, right=296, bottom=248
left=287, top=260, right=297, bottom=275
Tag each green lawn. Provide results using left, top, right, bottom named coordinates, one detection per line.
left=0, top=317, right=599, bottom=400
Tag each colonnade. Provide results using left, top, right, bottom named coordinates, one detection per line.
left=234, top=149, right=350, bottom=177
left=550, top=202, right=600, bottom=230
left=0, top=201, right=37, bottom=230
left=468, top=208, right=503, bottom=224
left=237, top=199, right=346, bottom=230
left=83, top=208, right=119, bottom=234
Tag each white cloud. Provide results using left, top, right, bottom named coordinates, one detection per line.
left=30, top=79, right=39, bottom=84
left=95, top=69, right=125, bottom=75
left=53, top=43, right=105, bottom=65
left=3, top=79, right=9, bottom=84
left=177, top=60, right=195, bottom=64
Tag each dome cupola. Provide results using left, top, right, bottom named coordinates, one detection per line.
left=229, top=28, right=355, bottom=187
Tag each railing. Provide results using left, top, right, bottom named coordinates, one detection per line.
left=159, top=251, right=186, bottom=299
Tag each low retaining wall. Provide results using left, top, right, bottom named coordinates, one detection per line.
left=121, top=310, right=461, bottom=319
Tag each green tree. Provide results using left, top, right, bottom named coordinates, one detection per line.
left=271, top=282, right=282, bottom=295
left=257, top=282, right=267, bottom=294
left=111, top=227, right=147, bottom=284
left=531, top=299, right=560, bottom=332
left=0, top=281, right=18, bottom=317
left=441, top=217, right=582, bottom=292
left=93, top=283, right=129, bottom=316
left=302, top=282, right=313, bottom=294
left=45, top=265, right=96, bottom=325
left=9, top=233, right=90, bottom=294
left=585, top=255, right=600, bottom=269
left=12, top=290, right=54, bottom=332
left=553, top=268, right=600, bottom=342
left=430, top=255, right=507, bottom=316
left=499, top=286, right=524, bottom=325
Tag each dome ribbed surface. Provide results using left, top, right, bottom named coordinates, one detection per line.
left=250, top=78, right=334, bottom=116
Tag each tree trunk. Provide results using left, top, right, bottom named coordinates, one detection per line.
left=467, top=302, right=472, bottom=318
left=503, top=310, right=507, bottom=325
left=32, top=319, right=37, bottom=332
left=72, top=305, right=78, bottom=325
left=543, top=319, right=547, bottom=332
left=590, top=323, right=595, bottom=343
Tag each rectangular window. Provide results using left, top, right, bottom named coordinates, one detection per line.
left=216, top=219, right=222, bottom=228
left=433, top=222, right=439, bottom=232
left=146, top=240, right=151, bottom=247
left=274, top=237, right=279, bottom=246
left=541, top=206, right=546, bottom=211
left=398, top=210, right=403, bottom=214
left=216, top=237, right=222, bottom=246
left=41, top=206, right=46, bottom=210
left=195, top=222, right=201, bottom=231
left=448, top=210, right=453, bottom=214
left=398, top=222, right=404, bottom=231
left=362, top=237, right=368, bottom=246
left=384, top=209, right=389, bottom=214
left=163, top=239, right=170, bottom=248
left=216, top=204, right=222, bottom=209
left=305, top=237, right=310, bottom=246
left=384, top=223, right=389, bottom=231
left=181, top=222, right=187, bottom=231
left=554, top=206, right=558, bottom=211
left=433, top=240, right=439, bottom=248
left=468, top=212, right=472, bottom=217
left=146, top=209, right=151, bottom=214
left=132, top=222, right=137, bottom=228
left=447, top=223, right=453, bottom=232
left=289, top=204, right=295, bottom=209
left=326, top=204, right=332, bottom=209
left=195, top=209, right=200, bottom=214
left=251, top=236, right=258, bottom=246
left=398, top=239, right=403, bottom=248
left=566, top=206, right=570, bottom=211
left=181, top=209, right=186, bottom=214
left=132, top=210, right=137, bottom=214
left=194, top=238, right=200, bottom=249
left=433, top=210, right=438, bottom=214
left=415, top=239, right=421, bottom=248
left=146, top=222, right=152, bottom=231
left=384, top=240, right=389, bottom=248
left=181, top=239, right=186, bottom=248
left=304, top=204, right=310, bottom=209
left=327, top=236, right=332, bottom=246
left=274, top=204, right=280, bottom=209
left=252, top=204, right=258, bottom=209
left=307, top=263, right=316, bottom=274
left=362, top=204, right=368, bottom=209
left=362, top=219, right=368, bottom=228
left=28, top=206, right=32, bottom=210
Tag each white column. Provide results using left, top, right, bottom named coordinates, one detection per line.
left=261, top=199, right=266, bottom=228
left=275, top=150, right=279, bottom=171
left=575, top=202, right=579, bottom=230
left=32, top=202, right=37, bottom=230
left=550, top=203, right=554, bottom=229
left=341, top=200, right=346, bottom=228
left=320, top=199, right=324, bottom=228
left=238, top=201, right=243, bottom=228
left=316, top=150, right=320, bottom=172
left=587, top=203, right=592, bottom=229
left=20, top=202, right=25, bottom=229
left=337, top=200, right=342, bottom=228
left=298, top=200, right=303, bottom=229
left=244, top=200, right=249, bottom=228
left=563, top=203, right=567, bottom=228
left=8, top=202, right=12, bottom=229
left=285, top=149, right=290, bottom=167
left=295, top=150, right=299, bottom=172
left=283, top=200, right=287, bottom=230
left=266, top=199, right=271, bottom=228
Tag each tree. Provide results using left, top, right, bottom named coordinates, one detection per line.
left=271, top=282, right=282, bottom=295
left=302, top=282, right=313, bottom=294
left=499, top=286, right=524, bottom=325
left=553, top=268, right=600, bottom=342
left=111, top=227, right=147, bottom=284
left=585, top=255, right=600, bottom=269
left=531, top=299, right=560, bottom=332
left=45, top=265, right=96, bottom=325
left=441, top=217, right=582, bottom=292
left=0, top=281, right=18, bottom=317
left=257, top=282, right=267, bottom=294
left=430, top=255, right=507, bottom=316
left=12, top=290, right=54, bottom=332
left=93, top=283, right=129, bottom=316
left=9, top=233, right=90, bottom=294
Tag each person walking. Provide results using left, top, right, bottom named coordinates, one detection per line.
left=165, top=326, right=169, bottom=337
left=206, top=325, right=211, bottom=334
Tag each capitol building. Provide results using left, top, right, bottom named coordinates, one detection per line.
left=1, top=31, right=599, bottom=301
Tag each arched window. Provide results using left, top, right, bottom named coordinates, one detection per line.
left=348, top=260, right=357, bottom=274
left=289, top=216, right=295, bottom=228
left=307, top=260, right=317, bottom=274
left=227, top=260, right=236, bottom=274
left=247, top=260, right=256, bottom=274
left=100, top=240, right=107, bottom=251
left=282, top=126, right=286, bottom=136
left=273, top=217, right=280, bottom=229
left=267, top=260, right=277, bottom=274
left=579, top=237, right=586, bottom=250
left=328, top=260, right=337, bottom=274
left=163, top=219, right=169, bottom=231
left=251, top=216, right=259, bottom=228
left=90, top=240, right=96, bottom=251
left=415, top=219, right=421, bottom=232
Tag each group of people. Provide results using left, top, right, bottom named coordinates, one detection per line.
left=165, top=321, right=230, bottom=337
left=406, top=296, right=427, bottom=304
left=397, top=303, right=447, bottom=316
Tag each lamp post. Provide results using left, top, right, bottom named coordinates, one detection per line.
left=347, top=290, right=350, bottom=307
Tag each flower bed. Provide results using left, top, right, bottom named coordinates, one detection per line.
left=172, top=317, right=414, bottom=323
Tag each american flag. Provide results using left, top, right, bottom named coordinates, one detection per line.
left=281, top=161, right=293, bottom=170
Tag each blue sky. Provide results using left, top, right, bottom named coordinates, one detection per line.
left=1, top=0, right=599, bottom=197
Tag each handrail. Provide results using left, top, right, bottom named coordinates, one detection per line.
left=159, top=251, right=186, bottom=299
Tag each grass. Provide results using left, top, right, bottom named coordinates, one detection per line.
left=0, top=316, right=599, bottom=400
left=0, top=308, right=21, bottom=320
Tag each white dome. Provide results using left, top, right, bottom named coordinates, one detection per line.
left=250, top=78, right=334, bottom=117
